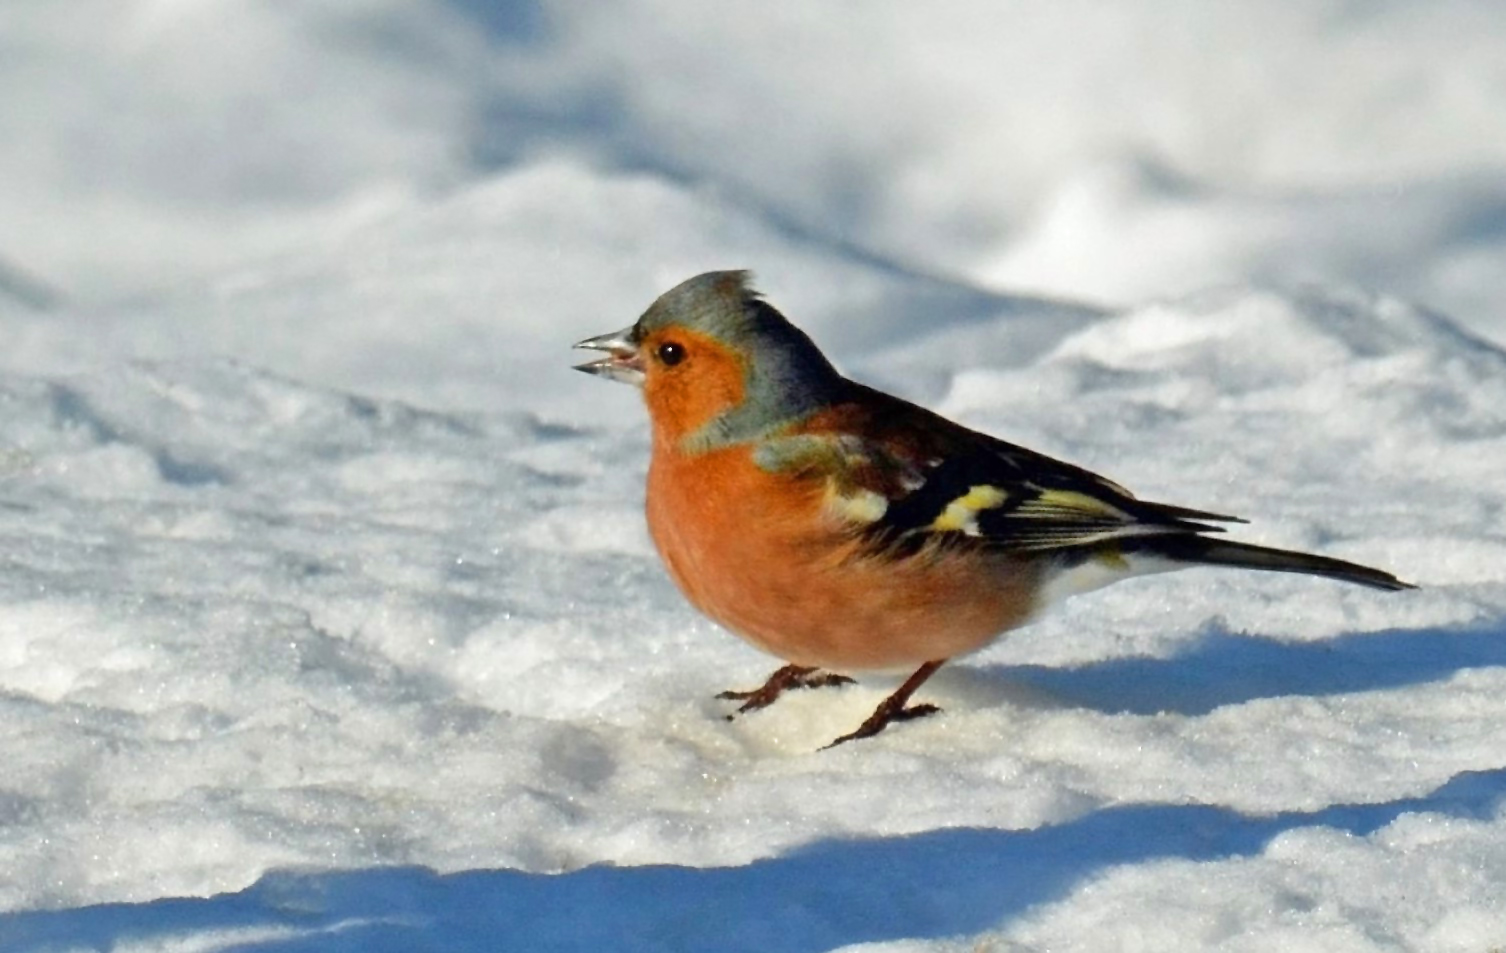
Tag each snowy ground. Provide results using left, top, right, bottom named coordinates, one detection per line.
left=2, top=4, right=1505, bottom=951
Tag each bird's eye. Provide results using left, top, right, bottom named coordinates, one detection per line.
left=657, top=341, right=686, bottom=366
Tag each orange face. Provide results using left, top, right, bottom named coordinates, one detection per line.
left=635, top=327, right=748, bottom=448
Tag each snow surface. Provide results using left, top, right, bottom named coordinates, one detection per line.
left=2, top=4, right=1505, bottom=952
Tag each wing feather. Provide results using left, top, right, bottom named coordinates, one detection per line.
left=759, top=384, right=1244, bottom=557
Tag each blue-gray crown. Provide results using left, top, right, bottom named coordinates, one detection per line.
left=636, top=271, right=847, bottom=445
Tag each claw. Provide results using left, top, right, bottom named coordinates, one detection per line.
left=822, top=660, right=946, bottom=748
left=717, top=664, right=855, bottom=718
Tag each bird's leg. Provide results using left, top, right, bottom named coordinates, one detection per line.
left=824, top=660, right=946, bottom=748
left=718, top=663, right=856, bottom=717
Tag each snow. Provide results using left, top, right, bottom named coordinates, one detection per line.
left=1, top=3, right=1505, bottom=951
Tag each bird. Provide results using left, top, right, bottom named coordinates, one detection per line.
left=573, top=271, right=1414, bottom=748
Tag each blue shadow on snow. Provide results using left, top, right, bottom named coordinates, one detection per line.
left=988, top=620, right=1506, bottom=716
left=3, top=768, right=1503, bottom=952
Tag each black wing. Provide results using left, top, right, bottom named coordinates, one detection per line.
left=864, top=428, right=1244, bottom=556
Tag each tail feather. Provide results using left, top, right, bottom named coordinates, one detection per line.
left=1139, top=536, right=1415, bottom=592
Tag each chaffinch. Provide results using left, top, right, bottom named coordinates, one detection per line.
left=574, top=271, right=1414, bottom=748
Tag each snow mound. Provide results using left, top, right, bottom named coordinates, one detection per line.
left=944, top=289, right=1506, bottom=513
left=12, top=161, right=1088, bottom=419
left=1047, top=288, right=1506, bottom=434
left=983, top=159, right=1506, bottom=331
left=0, top=284, right=1502, bottom=953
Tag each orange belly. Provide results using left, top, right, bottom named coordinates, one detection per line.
left=647, top=444, right=1040, bottom=671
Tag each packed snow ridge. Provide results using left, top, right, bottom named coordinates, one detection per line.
left=1, top=261, right=1503, bottom=950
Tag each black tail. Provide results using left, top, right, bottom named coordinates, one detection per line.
left=1140, top=536, right=1415, bottom=591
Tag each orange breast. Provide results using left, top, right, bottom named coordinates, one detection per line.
left=646, top=443, right=1041, bottom=671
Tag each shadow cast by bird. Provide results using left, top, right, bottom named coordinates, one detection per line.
left=984, top=620, right=1506, bottom=717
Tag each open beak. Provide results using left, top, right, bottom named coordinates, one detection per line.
left=573, top=326, right=646, bottom=386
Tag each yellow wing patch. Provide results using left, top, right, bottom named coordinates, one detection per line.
left=1014, top=488, right=1129, bottom=521
left=930, top=484, right=1009, bottom=536
left=826, top=485, right=890, bottom=524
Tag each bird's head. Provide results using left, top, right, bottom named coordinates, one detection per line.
left=574, top=271, right=845, bottom=451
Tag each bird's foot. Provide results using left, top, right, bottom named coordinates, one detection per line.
left=823, top=702, right=941, bottom=749
left=717, top=664, right=855, bottom=718
left=821, top=659, right=946, bottom=749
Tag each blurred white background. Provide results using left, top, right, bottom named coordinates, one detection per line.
left=3, top=0, right=1503, bottom=335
